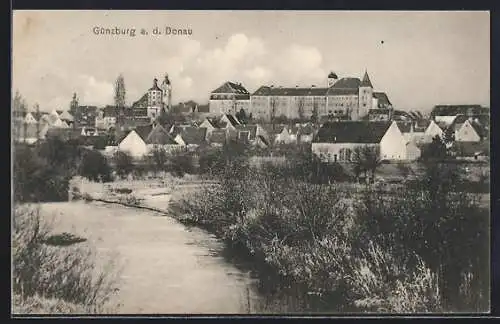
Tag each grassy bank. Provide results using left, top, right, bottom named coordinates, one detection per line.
left=12, top=205, right=121, bottom=314
left=169, top=158, right=489, bottom=313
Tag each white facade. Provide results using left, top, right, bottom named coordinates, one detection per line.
left=118, top=130, right=148, bottom=158
left=423, top=120, right=444, bottom=143
left=379, top=121, right=407, bottom=160
left=455, top=120, right=481, bottom=142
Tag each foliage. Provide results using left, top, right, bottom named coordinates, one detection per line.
left=113, top=151, right=134, bottom=179
left=145, top=146, right=169, bottom=174
left=235, top=108, right=249, bottom=125
left=168, top=149, right=194, bottom=178
left=79, top=149, right=113, bottom=182
left=352, top=145, right=381, bottom=182
left=12, top=206, right=121, bottom=313
left=421, top=135, right=448, bottom=160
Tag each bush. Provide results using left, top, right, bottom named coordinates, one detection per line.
left=79, top=149, right=113, bottom=182
left=13, top=144, right=72, bottom=203
left=113, top=151, right=134, bottom=179
left=169, top=150, right=195, bottom=178
left=12, top=205, right=121, bottom=313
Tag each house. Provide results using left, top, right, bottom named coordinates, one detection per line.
left=59, top=110, right=75, bottom=126
left=297, top=123, right=316, bottom=143
left=23, top=112, right=38, bottom=124
left=144, top=124, right=181, bottom=153
left=17, top=123, right=50, bottom=144
left=199, top=114, right=241, bottom=139
left=274, top=125, right=297, bottom=145
left=312, top=121, right=418, bottom=162
left=397, top=121, right=427, bottom=145
left=451, top=141, right=489, bottom=161
left=235, top=124, right=270, bottom=147
left=207, top=129, right=227, bottom=147
left=431, top=105, right=489, bottom=119
left=209, top=82, right=251, bottom=116
left=422, top=120, right=444, bottom=143
left=117, top=125, right=153, bottom=158
left=174, top=127, right=208, bottom=149
left=95, top=106, right=120, bottom=130
left=81, top=126, right=99, bottom=137
left=454, top=119, right=486, bottom=142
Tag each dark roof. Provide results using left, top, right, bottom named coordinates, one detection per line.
left=208, top=130, right=226, bottom=144
left=328, top=72, right=338, bottom=79
left=330, top=77, right=361, bottom=89
left=103, top=106, right=120, bottom=117
left=132, top=93, right=148, bottom=108
left=45, top=128, right=81, bottom=141
left=134, top=125, right=154, bottom=141
left=252, top=86, right=328, bottom=96
left=451, top=141, right=490, bottom=157
left=326, top=88, right=359, bottom=96
left=360, top=71, right=373, bottom=88
left=145, top=125, right=177, bottom=145
left=197, top=104, right=209, bottom=113
left=396, top=121, right=415, bottom=133
left=313, top=121, right=392, bottom=143
left=224, top=114, right=240, bottom=127
left=470, top=121, right=487, bottom=138
left=178, top=127, right=207, bottom=145
left=373, top=92, right=392, bottom=107
left=211, top=82, right=250, bottom=95
left=431, top=105, right=488, bottom=117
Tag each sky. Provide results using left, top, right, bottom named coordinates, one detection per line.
left=12, top=10, right=490, bottom=113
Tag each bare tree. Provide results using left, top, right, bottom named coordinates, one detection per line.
left=311, top=101, right=319, bottom=124
left=297, top=97, right=305, bottom=122
left=269, top=97, right=278, bottom=131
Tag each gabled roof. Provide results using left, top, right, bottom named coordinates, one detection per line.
left=297, top=124, right=315, bottom=136
left=360, top=71, right=373, bottom=88
left=132, top=93, right=149, bottom=108
left=469, top=120, right=487, bottom=138
left=178, top=127, right=207, bottom=145
left=313, top=121, right=392, bottom=144
left=330, top=77, right=361, bottom=89
left=145, top=125, right=177, bottom=145
left=222, top=114, right=240, bottom=127
left=373, top=92, right=392, bottom=107
left=211, top=82, right=250, bottom=95
left=134, top=125, right=154, bottom=141
left=59, top=110, right=74, bottom=121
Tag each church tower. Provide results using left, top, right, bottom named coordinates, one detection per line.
left=147, top=78, right=163, bottom=120
left=327, top=71, right=338, bottom=87
left=161, top=74, right=172, bottom=110
left=357, top=70, right=373, bottom=120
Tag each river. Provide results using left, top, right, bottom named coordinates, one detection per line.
left=38, top=201, right=308, bottom=314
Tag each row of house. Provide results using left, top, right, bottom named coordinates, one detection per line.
left=311, top=115, right=490, bottom=163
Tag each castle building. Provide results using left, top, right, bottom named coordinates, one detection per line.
left=131, top=74, right=172, bottom=122
left=249, top=70, right=390, bottom=121
left=208, top=82, right=251, bottom=116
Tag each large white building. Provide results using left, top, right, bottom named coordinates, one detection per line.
left=131, top=75, right=172, bottom=121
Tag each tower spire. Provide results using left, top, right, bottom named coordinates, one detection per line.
left=361, top=69, right=373, bottom=88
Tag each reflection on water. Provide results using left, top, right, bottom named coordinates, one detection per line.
left=38, top=201, right=343, bottom=314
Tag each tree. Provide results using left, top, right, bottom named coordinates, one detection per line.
left=297, top=97, right=305, bottom=122
left=422, top=135, right=448, bottom=161
left=79, top=149, right=112, bottom=182
left=236, top=108, right=248, bottom=124
left=34, top=103, right=41, bottom=145
left=270, top=97, right=278, bottom=131
left=114, top=74, right=126, bottom=109
left=113, top=150, right=134, bottom=179
left=352, top=145, right=381, bottom=183
left=146, top=146, right=169, bottom=175
left=443, top=126, right=455, bottom=146
left=311, top=101, right=319, bottom=124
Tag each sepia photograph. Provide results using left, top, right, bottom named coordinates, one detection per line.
left=11, top=10, right=490, bottom=315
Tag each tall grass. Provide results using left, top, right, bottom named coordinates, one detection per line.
left=12, top=205, right=122, bottom=314
left=171, top=155, right=489, bottom=313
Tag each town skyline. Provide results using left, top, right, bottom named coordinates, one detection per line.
left=13, top=10, right=490, bottom=113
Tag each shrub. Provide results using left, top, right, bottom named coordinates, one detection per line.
left=12, top=205, right=121, bottom=313
left=79, top=149, right=113, bottom=182
left=169, top=150, right=194, bottom=178
left=113, top=151, right=134, bottom=179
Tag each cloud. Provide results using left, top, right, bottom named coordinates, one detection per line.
left=77, top=75, right=114, bottom=106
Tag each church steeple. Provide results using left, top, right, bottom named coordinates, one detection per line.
left=360, top=70, right=373, bottom=88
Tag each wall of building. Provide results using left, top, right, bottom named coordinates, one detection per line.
left=379, top=122, right=407, bottom=160
left=455, top=121, right=481, bottom=142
